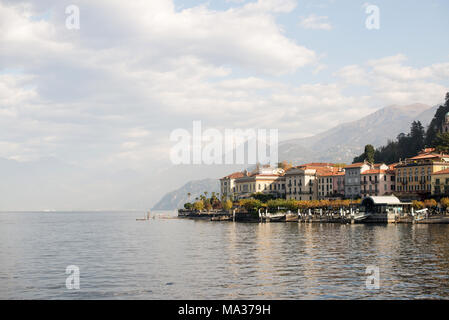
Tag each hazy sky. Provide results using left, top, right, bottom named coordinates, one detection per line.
left=1, top=0, right=449, bottom=209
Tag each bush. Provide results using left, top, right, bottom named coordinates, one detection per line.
left=440, top=197, right=449, bottom=209
left=412, top=200, right=425, bottom=210
left=239, top=199, right=263, bottom=212
left=193, top=201, right=204, bottom=211
left=424, top=199, right=437, bottom=208
left=222, top=199, right=233, bottom=211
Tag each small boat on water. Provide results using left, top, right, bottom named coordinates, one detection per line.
left=211, top=215, right=232, bottom=221
left=414, top=208, right=428, bottom=221
left=285, top=212, right=299, bottom=222
left=352, top=212, right=371, bottom=221
left=260, top=211, right=286, bottom=222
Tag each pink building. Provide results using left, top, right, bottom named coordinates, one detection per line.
left=360, top=168, right=396, bottom=197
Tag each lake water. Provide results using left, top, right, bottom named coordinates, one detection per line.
left=0, top=211, right=448, bottom=299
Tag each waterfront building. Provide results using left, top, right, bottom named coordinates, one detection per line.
left=360, top=168, right=396, bottom=197
left=431, top=168, right=449, bottom=196
left=233, top=166, right=285, bottom=200
left=285, top=167, right=317, bottom=201
left=344, top=162, right=389, bottom=199
left=220, top=171, right=245, bottom=199
left=395, top=148, right=449, bottom=199
left=344, top=162, right=371, bottom=199
left=317, top=168, right=345, bottom=199
left=285, top=163, right=335, bottom=201
left=359, top=196, right=412, bottom=223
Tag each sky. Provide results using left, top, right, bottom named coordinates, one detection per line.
left=1, top=0, right=449, bottom=209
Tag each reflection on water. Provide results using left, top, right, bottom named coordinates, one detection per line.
left=0, top=211, right=448, bottom=299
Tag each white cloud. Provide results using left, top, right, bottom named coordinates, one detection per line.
left=299, top=14, right=332, bottom=30
left=335, top=54, right=449, bottom=106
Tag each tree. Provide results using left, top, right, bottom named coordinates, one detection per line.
left=440, top=198, right=449, bottom=210
left=363, top=144, right=375, bottom=163
left=278, top=160, right=293, bottom=171
left=425, top=92, right=449, bottom=147
left=239, top=199, right=263, bottom=212
left=184, top=203, right=193, bottom=210
left=434, top=132, right=449, bottom=153
left=193, top=201, right=204, bottom=211
left=222, top=199, right=233, bottom=211
left=424, top=199, right=437, bottom=208
left=409, top=121, right=425, bottom=154
left=204, top=199, right=212, bottom=211
left=412, top=200, right=425, bottom=210
left=252, top=192, right=276, bottom=202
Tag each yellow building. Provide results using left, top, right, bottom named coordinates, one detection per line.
left=233, top=167, right=285, bottom=199
left=395, top=148, right=449, bottom=198
left=220, top=172, right=244, bottom=199
left=431, top=168, right=449, bottom=196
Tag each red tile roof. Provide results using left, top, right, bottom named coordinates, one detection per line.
left=316, top=167, right=344, bottom=176
left=344, top=162, right=366, bottom=168
left=408, top=153, right=448, bottom=160
left=222, top=172, right=244, bottom=179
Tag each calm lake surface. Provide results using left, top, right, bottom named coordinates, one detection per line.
left=0, top=211, right=448, bottom=300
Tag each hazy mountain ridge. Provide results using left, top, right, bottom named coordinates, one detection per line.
left=278, top=103, right=435, bottom=164
left=152, top=178, right=220, bottom=210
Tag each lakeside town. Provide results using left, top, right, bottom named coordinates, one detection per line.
left=179, top=99, right=449, bottom=224
left=179, top=146, right=449, bottom=224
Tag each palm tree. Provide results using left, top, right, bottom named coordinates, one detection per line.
left=187, top=192, right=191, bottom=202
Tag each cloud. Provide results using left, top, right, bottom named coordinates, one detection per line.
left=299, top=14, right=332, bottom=30
left=335, top=54, right=449, bottom=105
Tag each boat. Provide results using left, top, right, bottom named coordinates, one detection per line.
left=352, top=212, right=372, bottom=221
left=285, top=212, right=299, bottom=222
left=261, top=212, right=286, bottom=222
left=414, top=208, right=428, bottom=221
left=211, top=215, right=232, bottom=221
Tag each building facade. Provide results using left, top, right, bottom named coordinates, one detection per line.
left=285, top=163, right=338, bottom=201
left=395, top=149, right=449, bottom=199
left=285, top=167, right=318, bottom=201
left=431, top=168, right=449, bottom=196
left=344, top=162, right=371, bottom=199
left=233, top=167, right=285, bottom=199
left=360, top=168, right=396, bottom=197
left=220, top=172, right=244, bottom=199
left=317, top=168, right=345, bottom=199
